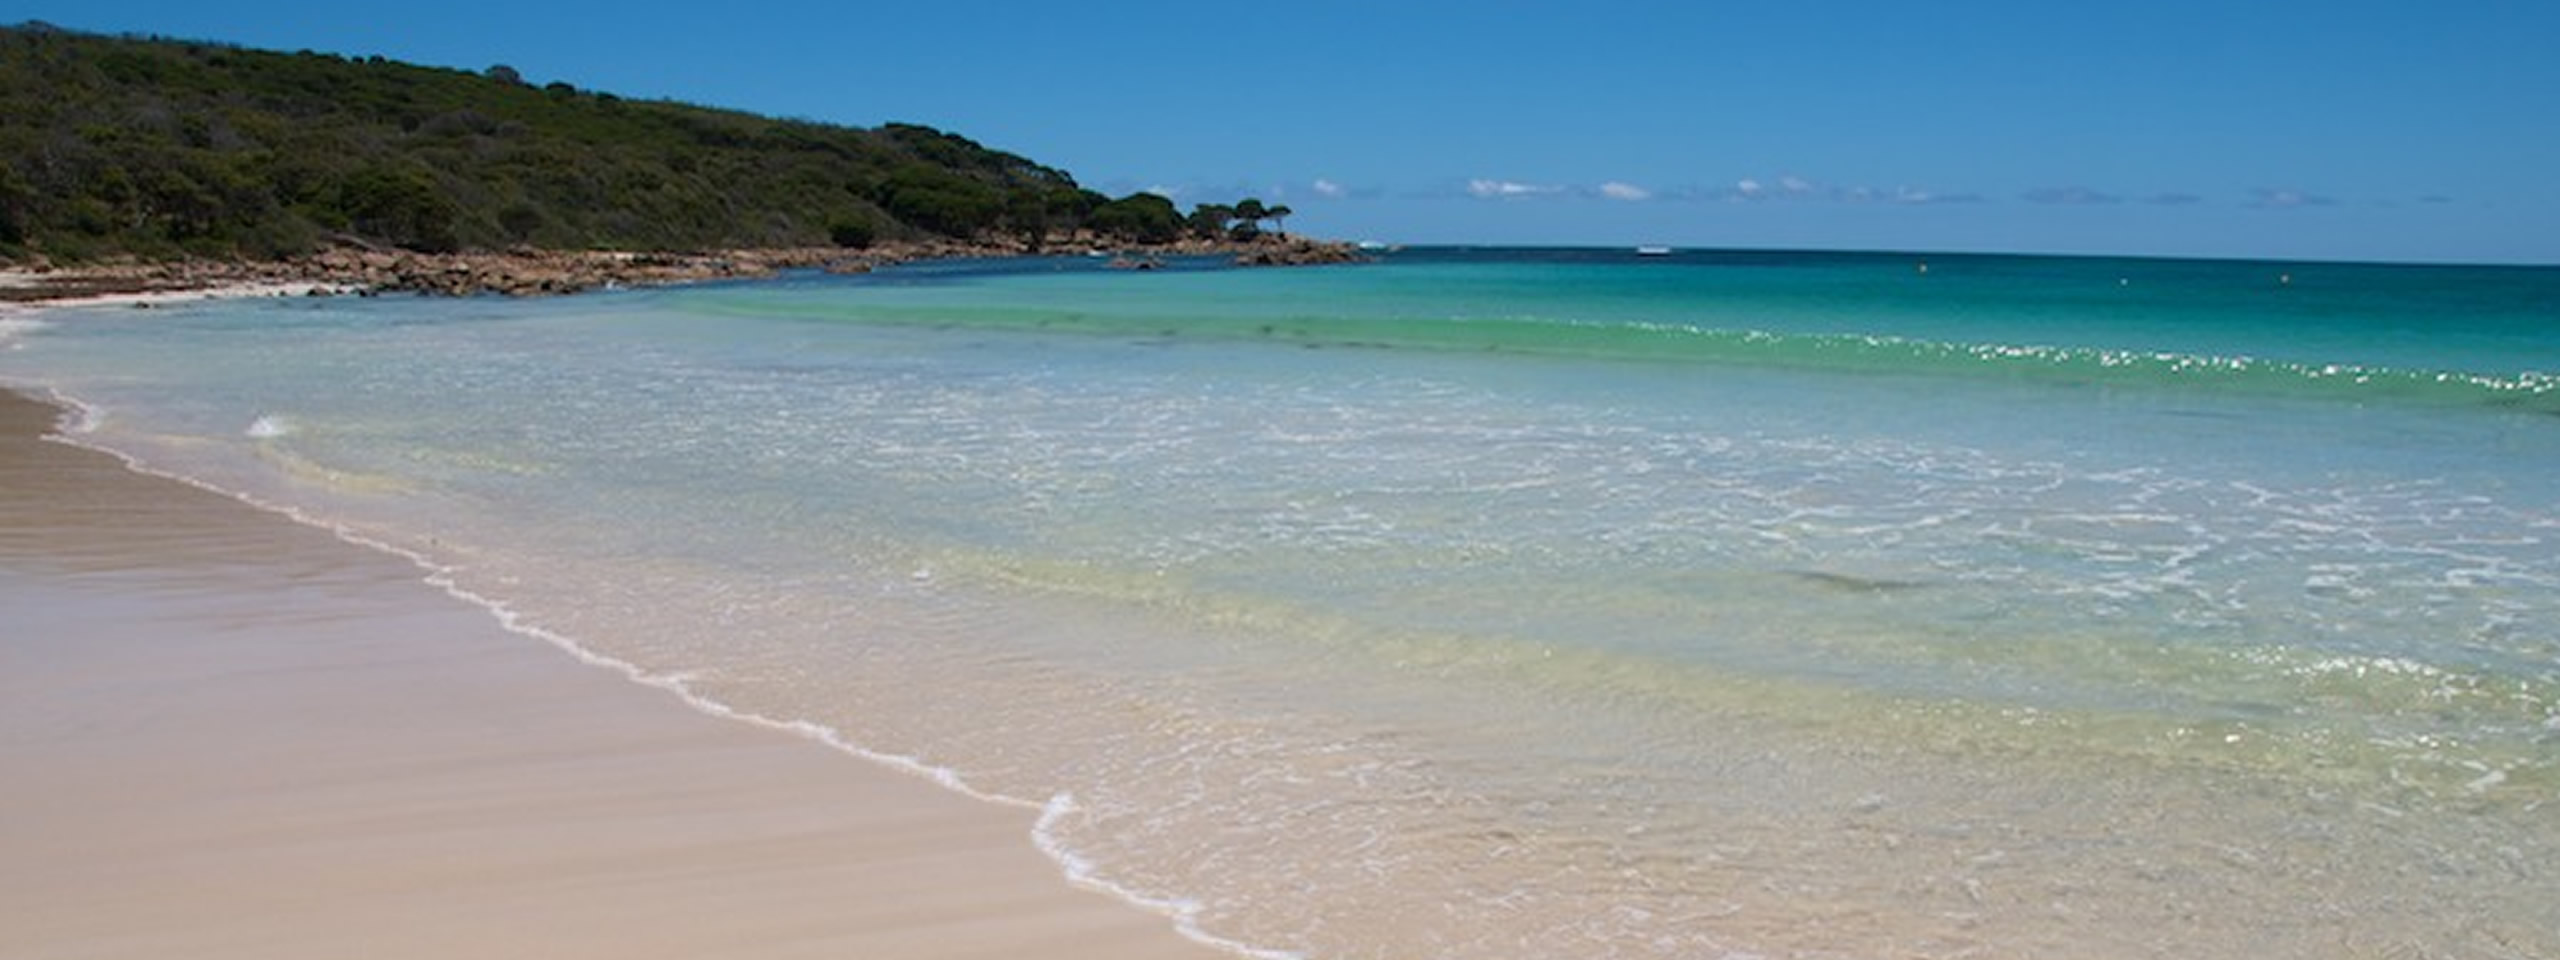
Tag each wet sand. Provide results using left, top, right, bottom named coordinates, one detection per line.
left=0, top=388, right=1223, bottom=960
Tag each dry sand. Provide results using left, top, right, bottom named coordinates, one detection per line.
left=0, top=269, right=347, bottom=312
left=0, top=388, right=1226, bottom=960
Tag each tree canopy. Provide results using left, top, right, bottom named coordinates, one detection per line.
left=0, top=24, right=1221, bottom=261
left=1183, top=198, right=1300, bottom=241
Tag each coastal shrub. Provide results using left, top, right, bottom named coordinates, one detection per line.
left=1003, top=188, right=1051, bottom=246
left=337, top=165, right=460, bottom=252
left=1048, top=186, right=1103, bottom=224
left=0, top=164, right=33, bottom=245
left=496, top=202, right=546, bottom=243
left=1088, top=192, right=1183, bottom=244
left=828, top=218, right=876, bottom=249
left=1187, top=202, right=1234, bottom=240
left=880, top=167, right=1003, bottom=237
left=0, top=25, right=1113, bottom=261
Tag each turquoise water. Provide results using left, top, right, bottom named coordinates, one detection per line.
left=7, top=249, right=2557, bottom=958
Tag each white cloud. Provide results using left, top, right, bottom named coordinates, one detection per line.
left=1708, top=173, right=1991, bottom=206
left=1143, top=184, right=1184, bottom=199
left=1723, top=175, right=1816, bottom=202
left=2248, top=187, right=2338, bottom=209
left=1598, top=181, right=1652, bottom=201
left=2023, top=186, right=2123, bottom=205
left=1468, top=178, right=1560, bottom=198
left=1312, top=178, right=1346, bottom=198
left=1893, top=186, right=1986, bottom=205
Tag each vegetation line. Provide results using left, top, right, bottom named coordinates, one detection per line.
left=0, top=22, right=1337, bottom=276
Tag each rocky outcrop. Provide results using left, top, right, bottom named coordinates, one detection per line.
left=2, top=235, right=1370, bottom=304
left=1079, top=234, right=1366, bottom=267
left=4, top=247, right=918, bottom=301
left=1227, top=236, right=1366, bottom=267
left=298, top=247, right=891, bottom=297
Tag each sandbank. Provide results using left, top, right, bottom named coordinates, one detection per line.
left=0, top=387, right=1223, bottom=959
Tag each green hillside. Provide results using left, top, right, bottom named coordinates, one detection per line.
left=0, top=23, right=1187, bottom=261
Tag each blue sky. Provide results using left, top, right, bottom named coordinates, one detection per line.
left=17, top=1, right=2559, bottom=263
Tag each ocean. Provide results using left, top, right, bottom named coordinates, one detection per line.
left=6, top=248, right=2556, bottom=959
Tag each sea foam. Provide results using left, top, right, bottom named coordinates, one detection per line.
left=245, top=413, right=294, bottom=438
left=0, top=316, right=49, bottom=349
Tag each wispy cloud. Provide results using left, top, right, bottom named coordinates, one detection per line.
left=2248, top=188, right=2338, bottom=209
left=1597, top=181, right=1652, bottom=201
left=1311, top=178, right=1346, bottom=199
left=1468, top=178, right=1563, bottom=198
left=2023, top=186, right=2123, bottom=205
left=1891, top=186, right=1985, bottom=205
left=2145, top=192, right=2204, bottom=206
left=1455, top=172, right=1987, bottom=207
left=1828, top=184, right=1982, bottom=205
left=1719, top=174, right=1981, bottom=205
left=1717, top=174, right=1821, bottom=202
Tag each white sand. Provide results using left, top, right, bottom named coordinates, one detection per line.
left=0, top=277, right=350, bottom=315
left=0, top=390, right=1228, bottom=960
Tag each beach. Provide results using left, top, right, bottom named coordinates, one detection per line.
left=0, top=387, right=1223, bottom=960
left=4, top=250, right=2553, bottom=959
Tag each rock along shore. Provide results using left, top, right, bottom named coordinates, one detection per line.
left=0, top=234, right=1365, bottom=304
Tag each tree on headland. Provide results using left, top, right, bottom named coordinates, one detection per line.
left=336, top=164, right=461, bottom=253
left=0, top=25, right=1101, bottom=261
left=828, top=217, right=876, bottom=249
left=1181, top=197, right=1306, bottom=243
left=1087, top=192, right=1183, bottom=244
left=1231, top=198, right=1269, bottom=239
left=878, top=166, right=1004, bottom=237
left=1186, top=202, right=1235, bottom=240
left=0, top=166, right=34, bottom=246
left=1003, top=189, right=1041, bottom=247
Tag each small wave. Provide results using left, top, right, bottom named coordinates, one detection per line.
left=405, top=543, right=1311, bottom=960
left=14, top=384, right=107, bottom=434
left=1035, top=794, right=1308, bottom=960
left=730, top=299, right=2560, bottom=414
left=1617, top=326, right=2560, bottom=413
left=0, top=315, right=50, bottom=349
left=245, top=413, right=294, bottom=439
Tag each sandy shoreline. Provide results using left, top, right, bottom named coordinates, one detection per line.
left=0, top=387, right=1225, bottom=959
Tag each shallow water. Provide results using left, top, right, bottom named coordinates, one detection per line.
left=7, top=249, right=2557, bottom=958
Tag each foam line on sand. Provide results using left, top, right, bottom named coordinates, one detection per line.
left=0, top=387, right=1228, bottom=960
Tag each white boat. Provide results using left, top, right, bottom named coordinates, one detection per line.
left=1634, top=245, right=1673, bottom=256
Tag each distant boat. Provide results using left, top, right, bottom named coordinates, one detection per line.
left=1634, top=245, right=1673, bottom=257
left=1356, top=240, right=1390, bottom=251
